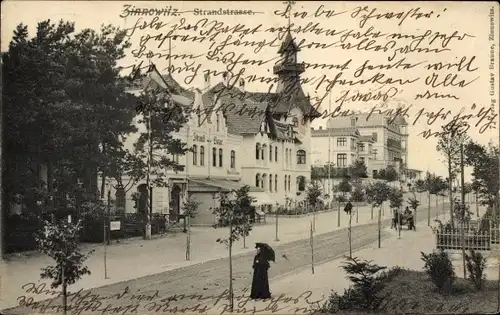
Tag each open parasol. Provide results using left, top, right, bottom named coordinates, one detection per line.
left=255, top=242, right=275, bottom=262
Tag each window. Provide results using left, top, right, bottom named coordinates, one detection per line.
left=200, top=146, right=205, bottom=166
left=372, top=132, right=378, bottom=142
left=275, top=175, right=278, bottom=192
left=216, top=115, right=220, bottom=131
left=197, top=114, right=201, bottom=127
left=275, top=147, right=278, bottom=162
left=298, top=176, right=305, bottom=191
left=261, top=146, right=265, bottom=160
left=171, top=153, right=179, bottom=163
left=360, top=157, right=365, bottom=163
left=285, top=149, right=288, bottom=164
left=269, top=174, right=273, bottom=192
left=219, top=148, right=223, bottom=167
left=359, top=143, right=365, bottom=152
left=212, top=148, right=217, bottom=167
left=297, top=150, right=306, bottom=164
left=256, top=143, right=260, bottom=159
left=351, top=118, right=356, bottom=126
left=261, top=174, right=265, bottom=189
left=288, top=175, right=291, bottom=191
left=230, top=150, right=236, bottom=168
left=292, top=117, right=299, bottom=127
left=255, top=174, right=261, bottom=187
left=337, top=137, right=347, bottom=146
left=192, top=145, right=198, bottom=165
left=284, top=176, right=288, bottom=191
left=337, top=153, right=347, bottom=167
left=269, top=145, right=273, bottom=161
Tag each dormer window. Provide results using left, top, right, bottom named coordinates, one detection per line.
left=216, top=114, right=220, bottom=131
left=292, top=117, right=299, bottom=127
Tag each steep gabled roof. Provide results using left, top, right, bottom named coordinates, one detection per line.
left=202, top=83, right=268, bottom=135
left=359, top=135, right=375, bottom=143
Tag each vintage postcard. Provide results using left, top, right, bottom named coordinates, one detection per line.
left=1, top=0, right=499, bottom=314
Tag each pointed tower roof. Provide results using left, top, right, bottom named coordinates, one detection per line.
left=278, top=29, right=300, bottom=54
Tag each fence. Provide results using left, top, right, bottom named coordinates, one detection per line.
left=434, top=227, right=491, bottom=251
left=4, top=196, right=187, bottom=253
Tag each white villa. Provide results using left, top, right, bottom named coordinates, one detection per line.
left=102, top=31, right=318, bottom=226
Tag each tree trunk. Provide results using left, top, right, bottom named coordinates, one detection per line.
left=62, top=267, right=67, bottom=315
left=186, top=217, right=191, bottom=261
left=356, top=202, right=359, bottom=223
left=398, top=207, right=401, bottom=239
left=348, top=213, right=353, bottom=257
left=310, top=221, right=315, bottom=274
left=428, top=192, right=431, bottom=226
left=448, top=158, right=455, bottom=228
left=47, top=161, right=54, bottom=212
left=475, top=193, right=479, bottom=217
left=378, top=206, right=381, bottom=248
left=228, top=217, right=234, bottom=311
left=100, top=144, right=106, bottom=199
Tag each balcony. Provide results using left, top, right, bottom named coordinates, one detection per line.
left=273, top=63, right=306, bottom=74
left=387, top=138, right=402, bottom=149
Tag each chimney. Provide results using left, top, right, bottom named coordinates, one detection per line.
left=204, top=71, right=211, bottom=90
left=239, top=78, right=245, bottom=92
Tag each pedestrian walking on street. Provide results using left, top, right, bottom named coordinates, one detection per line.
left=250, top=243, right=273, bottom=300
left=344, top=200, right=353, bottom=215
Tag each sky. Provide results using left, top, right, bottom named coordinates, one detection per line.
left=2, top=0, right=499, bottom=181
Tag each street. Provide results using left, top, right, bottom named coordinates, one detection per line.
left=3, top=203, right=443, bottom=315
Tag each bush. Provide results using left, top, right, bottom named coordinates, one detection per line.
left=421, top=250, right=456, bottom=294
left=318, top=259, right=402, bottom=313
left=465, top=249, right=487, bottom=290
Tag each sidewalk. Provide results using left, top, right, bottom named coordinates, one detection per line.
left=0, top=202, right=387, bottom=310
left=266, top=205, right=494, bottom=309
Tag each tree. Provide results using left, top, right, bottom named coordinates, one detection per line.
left=384, top=166, right=399, bottom=182
left=183, top=197, right=201, bottom=261
left=348, top=160, right=368, bottom=183
left=464, top=140, right=499, bottom=213
left=134, top=85, right=190, bottom=188
left=471, top=179, right=481, bottom=216
left=351, top=185, right=364, bottom=202
left=415, top=179, right=426, bottom=193
left=436, top=123, right=470, bottom=228
left=389, top=188, right=404, bottom=210
left=378, top=169, right=386, bottom=179
left=463, top=183, right=473, bottom=202
left=424, top=173, right=446, bottom=226
left=213, top=185, right=256, bottom=312
left=2, top=20, right=138, bottom=216
left=307, top=181, right=322, bottom=209
left=388, top=188, right=404, bottom=238
left=338, top=179, right=352, bottom=198
left=35, top=216, right=94, bottom=315
left=372, top=182, right=391, bottom=248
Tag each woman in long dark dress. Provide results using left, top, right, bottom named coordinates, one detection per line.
left=250, top=247, right=271, bottom=300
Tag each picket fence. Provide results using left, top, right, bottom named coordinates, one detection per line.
left=433, top=220, right=499, bottom=251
